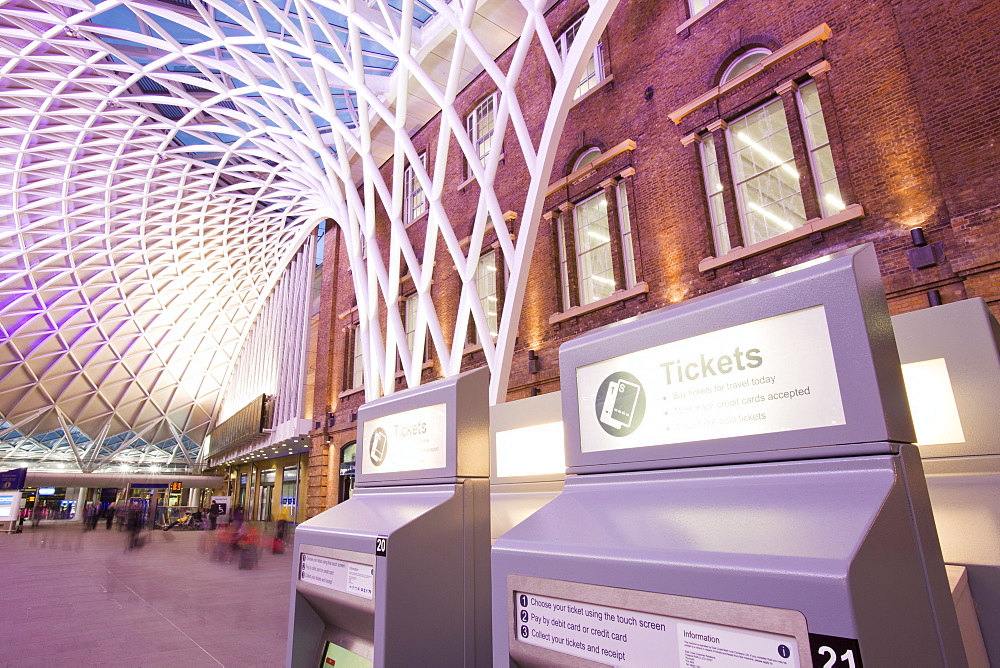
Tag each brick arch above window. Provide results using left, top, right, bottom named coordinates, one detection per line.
left=719, top=47, right=773, bottom=85
left=712, top=38, right=783, bottom=87
left=565, top=143, right=607, bottom=176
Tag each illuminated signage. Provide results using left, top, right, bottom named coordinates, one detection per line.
left=170, top=481, right=183, bottom=492
left=38, top=487, right=56, bottom=495
left=360, top=403, right=447, bottom=474
left=900, top=358, right=965, bottom=446
left=0, top=492, right=18, bottom=520
left=495, top=422, right=566, bottom=478
left=576, top=306, right=846, bottom=452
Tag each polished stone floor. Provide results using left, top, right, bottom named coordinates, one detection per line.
left=0, top=520, right=292, bottom=667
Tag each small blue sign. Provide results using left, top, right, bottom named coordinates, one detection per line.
left=0, top=467, right=27, bottom=490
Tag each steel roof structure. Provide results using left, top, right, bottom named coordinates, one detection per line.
left=0, top=0, right=617, bottom=473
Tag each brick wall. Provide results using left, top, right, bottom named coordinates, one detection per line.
left=303, top=0, right=1000, bottom=514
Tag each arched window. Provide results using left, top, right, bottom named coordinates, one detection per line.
left=554, top=146, right=638, bottom=310
left=573, top=147, right=602, bottom=173
left=696, top=72, right=846, bottom=255
left=721, top=48, right=771, bottom=84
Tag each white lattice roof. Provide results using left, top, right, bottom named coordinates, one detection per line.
left=0, top=0, right=617, bottom=472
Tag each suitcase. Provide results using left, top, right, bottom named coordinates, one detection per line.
left=239, top=545, right=257, bottom=570
left=272, top=537, right=285, bottom=554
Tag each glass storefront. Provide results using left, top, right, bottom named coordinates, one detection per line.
left=259, top=469, right=275, bottom=521
left=281, top=466, right=298, bottom=518
left=339, top=442, right=356, bottom=503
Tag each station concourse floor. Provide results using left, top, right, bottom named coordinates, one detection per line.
left=0, top=520, right=292, bottom=667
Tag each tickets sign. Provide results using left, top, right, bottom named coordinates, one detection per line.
left=576, top=306, right=846, bottom=452
left=360, top=403, right=448, bottom=474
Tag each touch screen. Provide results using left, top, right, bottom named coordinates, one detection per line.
left=319, top=641, right=371, bottom=668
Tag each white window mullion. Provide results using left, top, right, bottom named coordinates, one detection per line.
left=468, top=94, right=497, bottom=168
left=557, top=17, right=606, bottom=100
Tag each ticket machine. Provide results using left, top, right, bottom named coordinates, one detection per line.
left=893, top=298, right=1000, bottom=665
left=492, top=245, right=966, bottom=667
left=288, top=367, right=491, bottom=667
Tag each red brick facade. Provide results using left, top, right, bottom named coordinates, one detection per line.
left=306, top=0, right=1000, bottom=517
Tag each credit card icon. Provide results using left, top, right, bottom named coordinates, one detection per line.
left=369, top=428, right=387, bottom=466
left=600, top=379, right=641, bottom=430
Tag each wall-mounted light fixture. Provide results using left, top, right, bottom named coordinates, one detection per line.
left=529, top=387, right=541, bottom=397
left=326, top=412, right=336, bottom=428
left=528, top=349, right=540, bottom=374
left=927, top=289, right=943, bottom=307
left=907, top=227, right=941, bottom=270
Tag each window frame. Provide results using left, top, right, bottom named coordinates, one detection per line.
left=403, top=152, right=427, bottom=225
left=402, top=291, right=428, bottom=366
left=699, top=134, right=731, bottom=256
left=350, top=322, right=364, bottom=389
left=720, top=48, right=772, bottom=84
left=466, top=93, right=497, bottom=170
left=696, top=76, right=848, bottom=257
left=467, top=248, right=503, bottom=346
left=726, top=96, right=807, bottom=247
left=573, top=190, right=616, bottom=306
left=616, top=180, right=637, bottom=289
left=555, top=16, right=606, bottom=100
left=795, top=80, right=845, bottom=219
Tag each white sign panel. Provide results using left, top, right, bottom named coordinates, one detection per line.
left=361, top=403, right=447, bottom=474
left=0, top=492, right=19, bottom=521
left=901, top=358, right=966, bottom=446
left=576, top=306, right=845, bottom=452
left=495, top=421, right=566, bottom=478
left=515, top=592, right=799, bottom=667
left=299, top=553, right=374, bottom=600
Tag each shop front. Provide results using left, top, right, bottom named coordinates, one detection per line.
left=226, top=453, right=307, bottom=526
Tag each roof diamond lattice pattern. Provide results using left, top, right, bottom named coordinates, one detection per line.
left=0, top=0, right=619, bottom=471
left=0, top=0, right=329, bottom=471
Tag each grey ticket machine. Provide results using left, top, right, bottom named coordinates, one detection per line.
left=288, top=367, right=491, bottom=667
left=492, top=244, right=967, bottom=667
left=893, top=298, right=1000, bottom=665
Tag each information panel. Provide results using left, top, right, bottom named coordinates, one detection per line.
left=576, top=306, right=845, bottom=452
left=0, top=492, right=19, bottom=520
left=515, top=592, right=800, bottom=667
left=360, top=403, right=447, bottom=474
left=300, top=553, right=374, bottom=600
